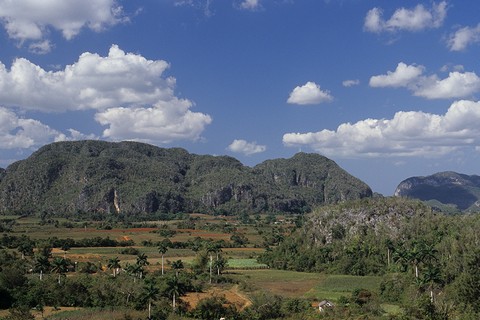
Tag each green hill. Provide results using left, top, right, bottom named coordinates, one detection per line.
left=0, top=140, right=372, bottom=216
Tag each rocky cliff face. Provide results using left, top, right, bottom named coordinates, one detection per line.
left=394, top=171, right=480, bottom=211
left=0, top=140, right=373, bottom=215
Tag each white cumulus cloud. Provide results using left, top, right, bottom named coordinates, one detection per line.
left=364, top=1, right=447, bottom=33
left=447, top=24, right=480, bottom=51
left=0, top=45, right=213, bottom=145
left=0, top=45, right=174, bottom=112
left=0, top=0, right=125, bottom=50
left=369, top=62, right=424, bottom=88
left=95, top=100, right=212, bottom=144
left=283, top=100, right=480, bottom=158
left=227, top=139, right=266, bottom=155
left=287, top=82, right=333, bottom=105
left=415, top=72, right=480, bottom=99
left=0, top=107, right=94, bottom=149
left=370, top=62, right=480, bottom=100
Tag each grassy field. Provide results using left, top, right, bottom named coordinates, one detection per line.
left=228, top=269, right=383, bottom=302
left=1, top=213, right=398, bottom=318
left=227, top=258, right=268, bottom=268
left=304, top=274, right=383, bottom=300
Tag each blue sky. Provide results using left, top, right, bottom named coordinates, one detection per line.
left=1, top=0, right=480, bottom=195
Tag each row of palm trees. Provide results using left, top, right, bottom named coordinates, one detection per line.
left=30, top=245, right=190, bottom=319
left=29, top=239, right=227, bottom=281
left=25, top=238, right=230, bottom=319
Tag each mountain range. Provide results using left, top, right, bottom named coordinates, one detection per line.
left=0, top=140, right=372, bottom=216
left=394, top=171, right=480, bottom=212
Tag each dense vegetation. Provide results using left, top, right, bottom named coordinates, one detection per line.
left=0, top=197, right=479, bottom=319
left=0, top=215, right=334, bottom=320
left=0, top=140, right=371, bottom=216
left=259, top=197, right=480, bottom=318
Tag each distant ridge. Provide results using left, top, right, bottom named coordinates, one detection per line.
left=394, top=171, right=480, bottom=212
left=0, top=140, right=372, bottom=215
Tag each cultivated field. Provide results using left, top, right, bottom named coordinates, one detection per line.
left=0, top=213, right=388, bottom=319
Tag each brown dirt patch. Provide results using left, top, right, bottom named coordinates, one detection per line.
left=182, top=285, right=251, bottom=311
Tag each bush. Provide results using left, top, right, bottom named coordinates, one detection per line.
left=119, top=247, right=140, bottom=255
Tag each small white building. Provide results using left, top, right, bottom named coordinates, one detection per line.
left=318, top=300, right=335, bottom=312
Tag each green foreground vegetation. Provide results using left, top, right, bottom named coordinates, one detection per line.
left=0, top=197, right=479, bottom=319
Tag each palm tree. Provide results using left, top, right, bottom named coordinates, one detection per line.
left=125, top=263, right=143, bottom=282
left=206, top=242, right=220, bottom=283
left=171, top=260, right=184, bottom=277
left=107, top=257, right=121, bottom=277
left=408, top=241, right=438, bottom=279
left=165, top=275, right=186, bottom=311
left=158, top=243, right=169, bottom=275
left=51, top=257, right=69, bottom=284
left=213, top=256, right=227, bottom=276
left=143, top=280, right=159, bottom=320
left=17, top=237, right=34, bottom=259
left=420, top=264, right=444, bottom=303
left=385, top=239, right=395, bottom=267
left=33, top=255, right=50, bottom=281
left=136, top=253, right=149, bottom=279
left=394, top=241, right=437, bottom=279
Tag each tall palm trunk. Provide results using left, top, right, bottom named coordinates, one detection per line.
left=209, top=254, right=213, bottom=284
left=161, top=254, right=164, bottom=275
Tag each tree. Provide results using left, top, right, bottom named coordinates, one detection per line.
left=143, top=279, right=160, bottom=320
left=193, top=296, right=232, bottom=320
left=395, top=240, right=437, bottom=279
left=205, top=242, right=221, bottom=284
left=453, top=250, right=480, bottom=313
left=37, top=243, right=53, bottom=259
left=385, top=239, right=395, bottom=267
left=165, top=275, right=187, bottom=311
left=411, top=241, right=437, bottom=279
left=419, top=264, right=443, bottom=303
left=171, top=260, right=184, bottom=277
left=33, top=255, right=50, bottom=281
left=125, top=263, right=143, bottom=282
left=213, top=255, right=228, bottom=276
left=51, top=257, right=69, bottom=284
left=16, top=237, right=34, bottom=260
left=107, top=257, right=121, bottom=278
left=158, top=242, right=169, bottom=275
left=136, top=253, right=149, bottom=279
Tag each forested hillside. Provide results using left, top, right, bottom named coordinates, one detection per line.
left=0, top=140, right=372, bottom=216
left=259, top=197, right=480, bottom=317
